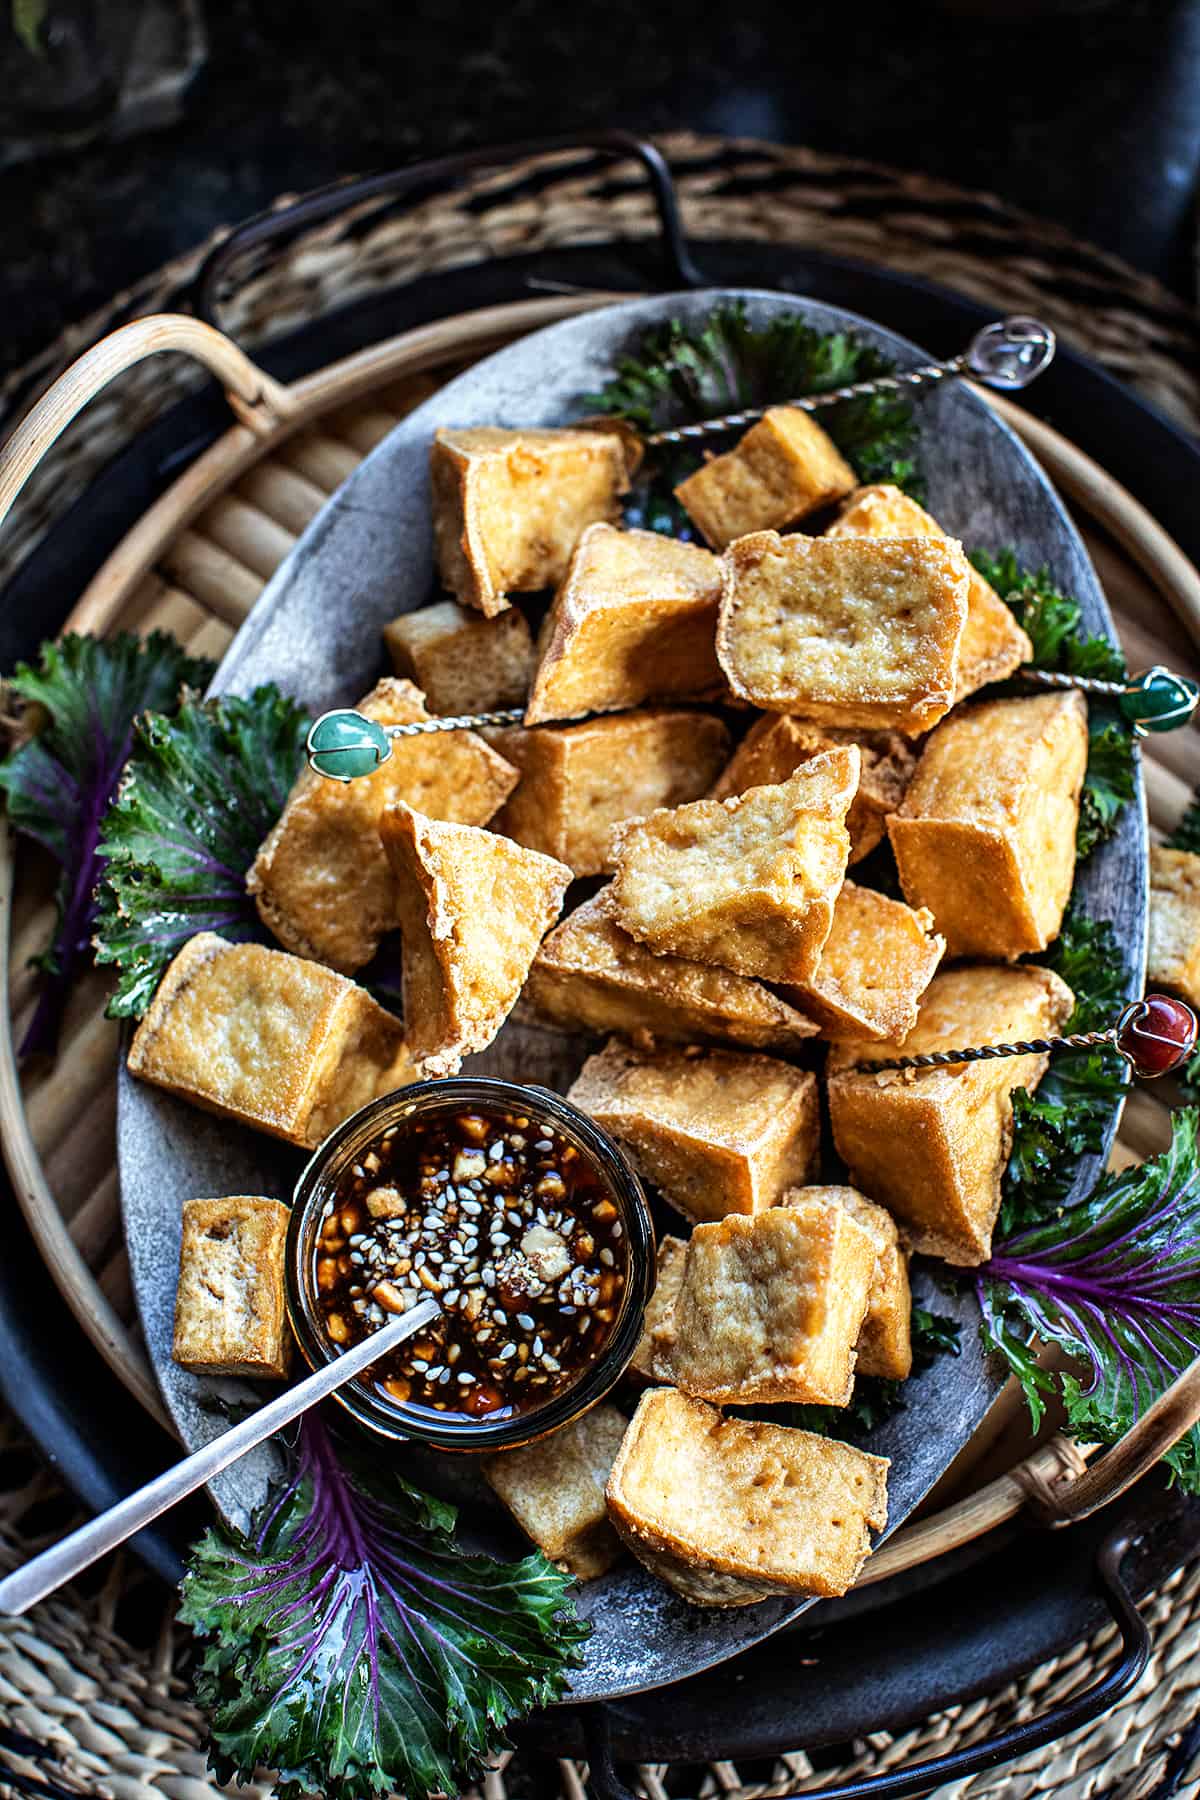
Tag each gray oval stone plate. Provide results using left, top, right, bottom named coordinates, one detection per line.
left=117, top=289, right=1146, bottom=1701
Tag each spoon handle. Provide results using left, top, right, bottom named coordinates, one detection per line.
left=0, top=1297, right=439, bottom=1617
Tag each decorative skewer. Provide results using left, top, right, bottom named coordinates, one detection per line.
left=305, top=657, right=1199, bottom=781
left=642, top=316, right=1058, bottom=447
left=861, top=994, right=1199, bottom=1081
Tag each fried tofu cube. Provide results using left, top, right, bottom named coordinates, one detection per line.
left=606, top=1389, right=889, bottom=1606
left=128, top=933, right=414, bottom=1149
left=1148, top=846, right=1200, bottom=1007
left=888, top=691, right=1088, bottom=959
left=783, top=1186, right=912, bottom=1380
left=431, top=426, right=638, bottom=616
left=383, top=599, right=535, bottom=715
left=567, top=1039, right=819, bottom=1224
left=379, top=803, right=571, bottom=1076
left=527, top=887, right=818, bottom=1053
left=248, top=678, right=518, bottom=973
left=173, top=1196, right=292, bottom=1380
left=665, top=1202, right=877, bottom=1406
left=786, top=880, right=944, bottom=1042
left=524, top=524, right=724, bottom=724
left=629, top=1234, right=688, bottom=1382
left=827, top=485, right=1032, bottom=700
left=827, top=964, right=1075, bottom=1264
left=710, top=715, right=916, bottom=863
left=483, top=1404, right=628, bottom=1580
left=674, top=407, right=856, bottom=551
left=610, top=750, right=857, bottom=983
left=716, top=532, right=969, bottom=734
left=489, top=708, right=730, bottom=876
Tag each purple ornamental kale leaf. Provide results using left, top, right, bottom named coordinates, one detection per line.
left=0, top=631, right=214, bottom=1053
left=179, top=1414, right=589, bottom=1800
left=979, top=1107, right=1200, bottom=1489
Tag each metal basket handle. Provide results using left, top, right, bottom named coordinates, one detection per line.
left=191, top=130, right=704, bottom=332
left=579, top=1521, right=1150, bottom=1800
left=0, top=314, right=293, bottom=535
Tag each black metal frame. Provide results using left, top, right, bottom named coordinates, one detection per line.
left=3, top=132, right=1199, bottom=1793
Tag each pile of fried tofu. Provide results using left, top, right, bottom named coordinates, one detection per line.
left=133, top=398, right=1100, bottom=1611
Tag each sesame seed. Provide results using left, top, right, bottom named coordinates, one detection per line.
left=499, top=1344, right=517, bottom=1361
left=516, top=1313, right=535, bottom=1331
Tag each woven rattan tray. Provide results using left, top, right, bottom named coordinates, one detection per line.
left=1, top=135, right=1200, bottom=1798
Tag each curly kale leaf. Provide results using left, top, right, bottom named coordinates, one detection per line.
left=0, top=631, right=214, bottom=1053
left=93, top=685, right=308, bottom=1017
left=180, top=1415, right=588, bottom=1800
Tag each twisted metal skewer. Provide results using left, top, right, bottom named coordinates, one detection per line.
left=865, top=1025, right=1122, bottom=1075
left=1020, top=667, right=1131, bottom=698
left=642, top=315, right=1057, bottom=447
left=385, top=707, right=525, bottom=737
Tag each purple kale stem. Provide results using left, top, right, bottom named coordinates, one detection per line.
left=983, top=1254, right=1200, bottom=1322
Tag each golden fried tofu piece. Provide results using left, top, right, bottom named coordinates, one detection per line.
left=629, top=1234, right=688, bottom=1382
left=674, top=407, right=856, bottom=551
left=888, top=691, right=1088, bottom=960
left=665, top=1202, right=876, bottom=1406
left=786, top=880, right=944, bottom=1042
left=567, top=1039, right=819, bottom=1224
left=783, top=1186, right=912, bottom=1380
left=716, top=532, right=969, bottom=734
left=489, top=709, right=730, bottom=876
left=610, top=751, right=857, bottom=983
left=1148, top=846, right=1200, bottom=1007
left=483, top=1403, right=628, bottom=1580
left=248, top=678, right=518, bottom=974
left=827, top=485, right=1032, bottom=700
left=383, top=599, right=535, bottom=715
left=606, top=1389, right=889, bottom=1606
left=827, top=964, right=1074, bottom=1264
left=128, top=933, right=414, bottom=1149
left=527, top=887, right=818, bottom=1053
left=524, top=524, right=724, bottom=724
left=379, top=803, right=571, bottom=1076
left=710, top=715, right=916, bottom=864
left=173, top=1196, right=292, bottom=1380
left=430, top=426, right=638, bottom=616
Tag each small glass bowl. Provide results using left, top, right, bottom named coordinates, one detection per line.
left=285, top=1076, right=655, bottom=1453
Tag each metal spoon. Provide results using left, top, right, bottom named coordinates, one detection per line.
left=0, top=1296, right=440, bottom=1617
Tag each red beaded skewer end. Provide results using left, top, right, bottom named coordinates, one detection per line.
left=861, top=993, right=1199, bottom=1079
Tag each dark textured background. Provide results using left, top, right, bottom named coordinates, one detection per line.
left=1, top=0, right=1199, bottom=377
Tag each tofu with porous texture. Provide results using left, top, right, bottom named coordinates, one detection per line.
left=1148, top=846, right=1200, bottom=1007
left=379, top=802, right=571, bottom=1077
left=827, top=484, right=1032, bottom=700
left=783, top=1186, right=912, bottom=1380
left=430, top=426, right=639, bottom=616
left=483, top=1404, right=628, bottom=1580
left=248, top=678, right=518, bottom=973
left=710, top=715, right=916, bottom=863
left=674, top=407, right=856, bottom=550
left=128, top=933, right=415, bottom=1149
left=664, top=1201, right=877, bottom=1406
left=888, top=691, right=1088, bottom=960
left=489, top=709, right=730, bottom=876
left=567, top=1039, right=819, bottom=1224
left=173, top=1196, right=292, bottom=1379
left=786, top=880, right=944, bottom=1042
left=629, top=1234, right=688, bottom=1382
left=527, top=887, right=818, bottom=1053
left=524, top=524, right=724, bottom=724
left=716, top=531, right=969, bottom=733
left=827, top=963, right=1074, bottom=1264
left=606, top=1389, right=889, bottom=1606
left=383, top=600, right=535, bottom=715
left=610, top=750, right=857, bottom=984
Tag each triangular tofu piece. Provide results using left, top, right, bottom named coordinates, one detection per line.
left=380, top=803, right=572, bottom=1075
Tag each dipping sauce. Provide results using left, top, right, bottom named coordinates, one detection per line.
left=314, top=1103, right=630, bottom=1420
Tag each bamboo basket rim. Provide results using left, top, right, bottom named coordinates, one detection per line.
left=0, top=290, right=1196, bottom=1596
